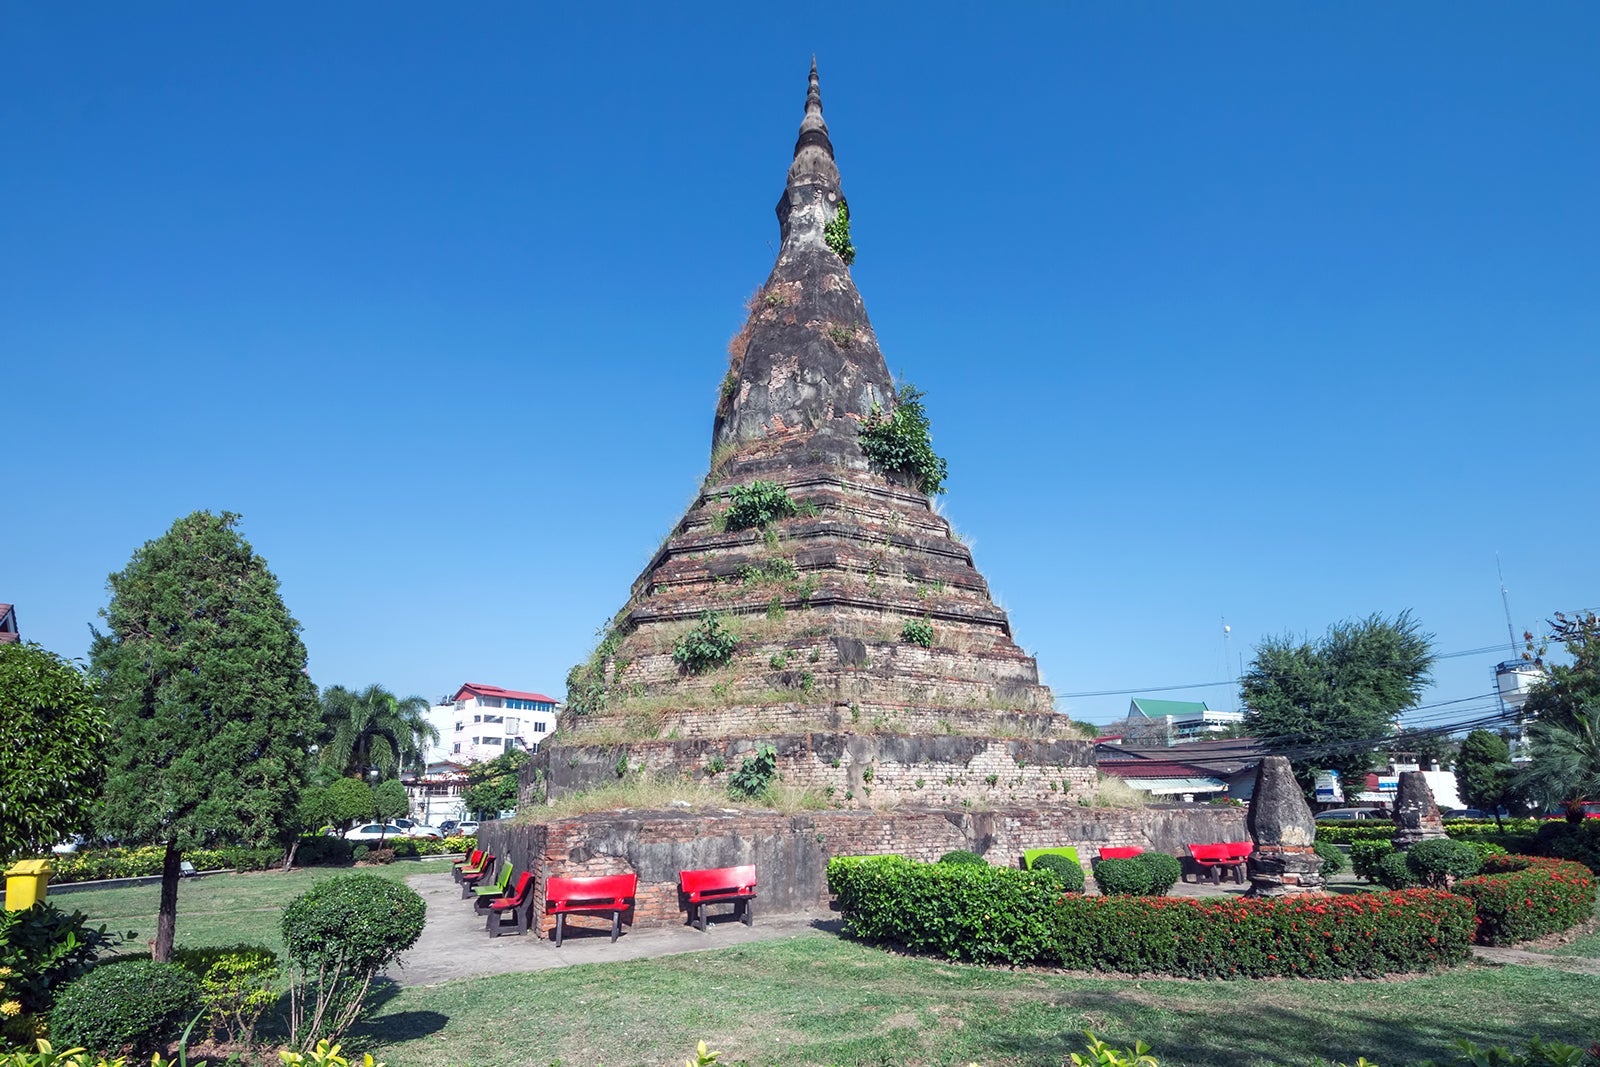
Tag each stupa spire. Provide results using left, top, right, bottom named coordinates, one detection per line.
left=790, top=56, right=836, bottom=181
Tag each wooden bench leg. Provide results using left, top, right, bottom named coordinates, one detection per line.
left=555, top=913, right=566, bottom=948
left=742, top=899, right=753, bottom=927
left=696, top=903, right=707, bottom=932
left=610, top=910, right=621, bottom=943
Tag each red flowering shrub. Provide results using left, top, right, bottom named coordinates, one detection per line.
left=1454, top=854, right=1595, bottom=945
left=827, top=856, right=1475, bottom=978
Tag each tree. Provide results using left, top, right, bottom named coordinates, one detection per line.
left=462, top=748, right=529, bottom=820
left=373, top=779, right=409, bottom=834
left=0, top=642, right=110, bottom=861
left=1521, top=611, right=1600, bottom=733
left=1454, top=729, right=1523, bottom=828
left=1241, top=611, right=1435, bottom=796
left=317, top=684, right=438, bottom=781
left=90, top=511, right=320, bottom=961
left=304, top=776, right=377, bottom=839
left=1516, top=704, right=1600, bottom=815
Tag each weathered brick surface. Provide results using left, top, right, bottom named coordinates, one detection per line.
left=537, top=733, right=1098, bottom=808
left=478, top=805, right=1248, bottom=936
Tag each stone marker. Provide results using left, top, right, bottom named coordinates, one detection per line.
left=1245, top=755, right=1324, bottom=896
left=1391, top=770, right=1447, bottom=848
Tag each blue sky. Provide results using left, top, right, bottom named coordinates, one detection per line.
left=4, top=3, right=1597, bottom=730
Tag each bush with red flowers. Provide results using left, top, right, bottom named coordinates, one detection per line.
left=827, top=856, right=1475, bottom=978
left=1454, top=854, right=1595, bottom=945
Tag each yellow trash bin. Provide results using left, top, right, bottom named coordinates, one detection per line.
left=4, top=859, right=51, bottom=910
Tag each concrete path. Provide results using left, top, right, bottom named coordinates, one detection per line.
left=393, top=871, right=836, bottom=987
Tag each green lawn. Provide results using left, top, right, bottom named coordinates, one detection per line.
left=58, top=858, right=443, bottom=962
left=52, top=868, right=1597, bottom=1067
left=349, top=938, right=1594, bottom=1067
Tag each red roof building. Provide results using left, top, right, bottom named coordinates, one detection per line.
left=0, top=604, right=18, bottom=644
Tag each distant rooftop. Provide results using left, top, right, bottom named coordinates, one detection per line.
left=452, top=682, right=558, bottom=705
left=0, top=603, right=17, bottom=644
left=1127, top=698, right=1210, bottom=719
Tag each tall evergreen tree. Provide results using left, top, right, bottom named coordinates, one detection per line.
left=1241, top=611, right=1435, bottom=796
left=90, top=511, right=319, bottom=961
left=317, top=684, right=437, bottom=780
left=1454, top=729, right=1522, bottom=828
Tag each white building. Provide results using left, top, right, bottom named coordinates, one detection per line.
left=428, top=682, right=560, bottom=764
left=1123, top=698, right=1244, bottom=743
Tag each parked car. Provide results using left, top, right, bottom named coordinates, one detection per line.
left=1315, top=807, right=1388, bottom=822
left=1542, top=801, right=1600, bottom=820
left=455, top=820, right=481, bottom=837
left=404, top=824, right=443, bottom=840
left=437, top=820, right=459, bottom=836
left=344, top=823, right=411, bottom=843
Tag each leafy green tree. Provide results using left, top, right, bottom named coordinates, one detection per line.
left=0, top=642, right=109, bottom=861
left=317, top=684, right=438, bottom=781
left=1454, top=729, right=1524, bottom=828
left=90, top=511, right=320, bottom=961
left=1516, top=704, right=1600, bottom=815
left=303, top=776, right=376, bottom=839
left=373, top=779, right=409, bottom=828
left=1521, top=611, right=1600, bottom=732
left=1241, top=611, right=1435, bottom=795
left=462, top=748, right=529, bottom=820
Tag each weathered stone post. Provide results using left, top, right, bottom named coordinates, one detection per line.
left=1246, top=756, right=1324, bottom=896
left=1391, top=770, right=1447, bottom=849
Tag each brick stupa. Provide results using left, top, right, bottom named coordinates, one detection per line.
left=535, top=63, right=1095, bottom=807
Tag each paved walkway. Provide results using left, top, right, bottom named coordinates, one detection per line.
left=394, top=871, right=835, bottom=987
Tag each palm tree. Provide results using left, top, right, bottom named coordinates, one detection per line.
left=318, top=684, right=439, bottom=781
left=1516, top=703, right=1600, bottom=815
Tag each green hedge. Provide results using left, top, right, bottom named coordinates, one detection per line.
left=1454, top=855, right=1596, bottom=945
left=827, top=856, right=1475, bottom=978
left=1315, top=820, right=1538, bottom=850
left=1531, top=821, right=1600, bottom=873
left=35, top=836, right=474, bottom=885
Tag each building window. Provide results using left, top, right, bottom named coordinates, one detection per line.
left=483, top=714, right=503, bottom=725
left=534, top=721, right=548, bottom=733
left=453, top=743, right=461, bottom=754
left=506, top=717, right=519, bottom=733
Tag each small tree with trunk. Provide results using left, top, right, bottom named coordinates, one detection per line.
left=373, top=779, right=409, bottom=838
left=1454, top=729, right=1523, bottom=828
left=90, top=511, right=319, bottom=961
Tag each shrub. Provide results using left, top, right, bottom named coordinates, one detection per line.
left=858, top=385, right=948, bottom=495
left=365, top=848, right=396, bottom=865
left=1135, top=852, right=1183, bottom=896
left=727, top=744, right=777, bottom=800
left=1030, top=853, right=1086, bottom=892
left=1405, top=839, right=1483, bottom=888
left=900, top=619, right=935, bottom=647
left=1532, top=820, right=1600, bottom=873
left=1455, top=855, right=1596, bottom=945
left=171, top=943, right=278, bottom=1044
left=0, top=903, right=122, bottom=1017
left=824, top=198, right=855, bottom=264
left=281, top=873, right=427, bottom=1049
left=221, top=846, right=283, bottom=872
left=1313, top=840, right=1347, bottom=876
left=1349, top=839, right=1394, bottom=882
left=673, top=612, right=738, bottom=674
left=50, top=960, right=200, bottom=1056
left=293, top=836, right=355, bottom=867
left=1375, top=850, right=1418, bottom=889
left=827, top=856, right=1475, bottom=977
left=937, top=850, right=987, bottom=867
left=721, top=481, right=795, bottom=532
left=1464, top=840, right=1509, bottom=861
left=350, top=845, right=370, bottom=864
left=1094, top=857, right=1153, bottom=896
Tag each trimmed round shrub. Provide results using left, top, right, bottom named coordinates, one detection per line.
left=1406, top=839, right=1482, bottom=887
left=350, top=844, right=371, bottom=863
left=1029, top=853, right=1086, bottom=892
left=1094, top=857, right=1153, bottom=896
left=281, top=873, right=427, bottom=1046
left=1457, top=855, right=1597, bottom=945
left=1349, top=839, right=1394, bottom=882
left=1375, top=850, right=1418, bottom=889
left=1134, top=852, right=1182, bottom=895
left=1313, top=840, right=1347, bottom=876
left=292, top=836, right=354, bottom=867
left=1464, top=840, right=1508, bottom=861
left=938, top=850, right=987, bottom=867
left=50, top=959, right=200, bottom=1055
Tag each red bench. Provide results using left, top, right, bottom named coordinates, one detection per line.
left=485, top=871, right=536, bottom=938
left=545, top=873, right=638, bottom=947
left=679, top=864, right=757, bottom=931
left=453, top=848, right=486, bottom=884
left=459, top=854, right=498, bottom=899
left=1098, top=847, right=1144, bottom=861
left=1186, top=842, right=1252, bottom=885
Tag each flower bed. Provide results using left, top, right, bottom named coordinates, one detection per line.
left=1454, top=855, right=1595, bottom=945
left=827, top=856, right=1475, bottom=978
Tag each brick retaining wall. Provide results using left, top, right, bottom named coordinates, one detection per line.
left=477, top=804, right=1246, bottom=938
